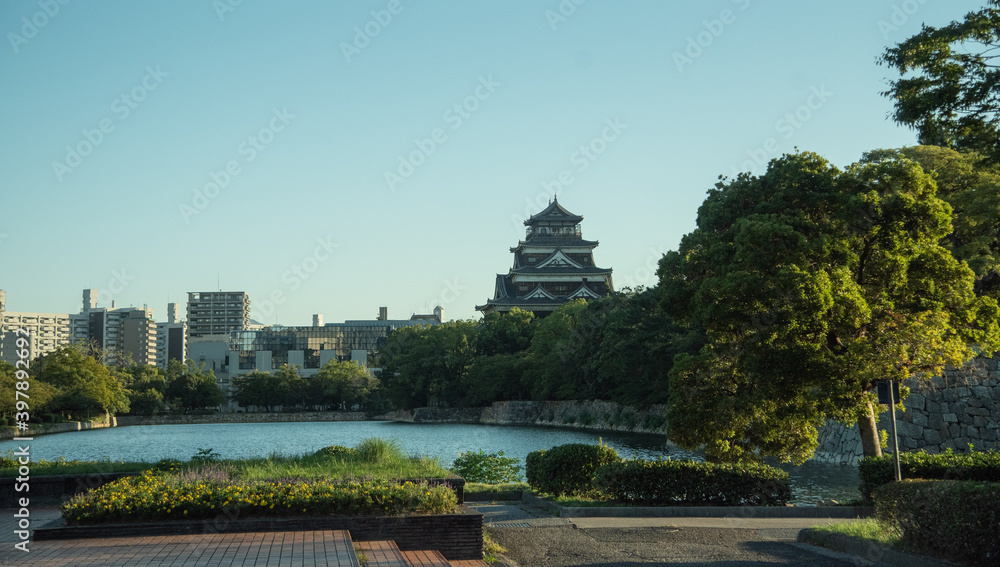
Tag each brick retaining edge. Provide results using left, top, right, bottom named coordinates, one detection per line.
left=34, top=506, right=484, bottom=561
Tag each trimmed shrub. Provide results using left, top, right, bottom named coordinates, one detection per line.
left=61, top=469, right=457, bottom=525
left=876, top=480, right=1000, bottom=566
left=593, top=459, right=792, bottom=506
left=859, top=448, right=1000, bottom=502
left=314, top=445, right=358, bottom=458
left=525, top=443, right=619, bottom=496
left=451, top=450, right=521, bottom=484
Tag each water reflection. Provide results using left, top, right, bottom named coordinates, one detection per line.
left=1, top=421, right=859, bottom=504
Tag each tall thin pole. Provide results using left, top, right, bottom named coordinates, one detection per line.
left=888, top=379, right=902, bottom=481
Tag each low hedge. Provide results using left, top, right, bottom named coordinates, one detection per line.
left=593, top=459, right=792, bottom=506
left=61, top=469, right=457, bottom=525
left=876, top=480, right=1000, bottom=566
left=525, top=443, right=619, bottom=496
left=859, top=448, right=1000, bottom=502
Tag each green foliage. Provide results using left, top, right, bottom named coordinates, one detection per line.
left=879, top=2, right=1000, bottom=165
left=808, top=518, right=900, bottom=547
left=314, top=445, right=358, bottom=458
left=451, top=450, right=522, bottom=484
left=592, top=459, right=792, bottom=506
left=232, top=370, right=286, bottom=411
left=379, top=321, right=479, bottom=410
left=354, top=437, right=404, bottom=464
left=310, top=359, right=380, bottom=411
left=190, top=448, right=222, bottom=463
left=899, top=145, right=1000, bottom=298
left=60, top=469, right=458, bottom=525
left=859, top=448, right=1000, bottom=502
left=876, top=480, right=1000, bottom=566
left=659, top=150, right=1000, bottom=463
left=524, top=443, right=620, bottom=496
left=34, top=345, right=130, bottom=418
left=165, top=360, right=224, bottom=412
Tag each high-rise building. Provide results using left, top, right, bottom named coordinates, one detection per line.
left=0, top=289, right=88, bottom=363
left=186, top=291, right=250, bottom=339
left=85, top=302, right=157, bottom=366
left=155, top=302, right=187, bottom=369
left=477, top=198, right=613, bottom=317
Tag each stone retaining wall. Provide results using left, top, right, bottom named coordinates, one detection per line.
left=0, top=415, right=116, bottom=441
left=116, top=411, right=366, bottom=427
left=813, top=357, right=1000, bottom=465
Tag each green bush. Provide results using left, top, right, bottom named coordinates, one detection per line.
left=859, top=448, right=1000, bottom=502
left=61, top=469, right=457, bottom=525
left=593, top=459, right=792, bottom=506
left=355, top=437, right=404, bottom=463
left=525, top=443, right=619, bottom=496
left=876, top=480, right=1000, bottom=566
left=314, top=445, right=358, bottom=458
left=451, top=450, right=521, bottom=484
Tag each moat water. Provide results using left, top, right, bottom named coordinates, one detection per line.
left=0, top=421, right=861, bottom=504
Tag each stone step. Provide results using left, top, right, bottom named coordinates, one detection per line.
left=355, top=540, right=409, bottom=567
left=400, top=549, right=454, bottom=566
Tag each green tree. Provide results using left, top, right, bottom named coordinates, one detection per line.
left=379, top=321, right=477, bottom=409
left=592, top=287, right=704, bottom=407
left=232, top=370, right=285, bottom=411
left=274, top=364, right=309, bottom=409
left=897, top=145, right=1000, bottom=298
left=658, top=151, right=1000, bottom=463
left=34, top=345, right=130, bottom=418
left=309, top=359, right=379, bottom=410
left=526, top=299, right=607, bottom=401
left=0, top=360, right=58, bottom=420
left=164, top=361, right=223, bottom=412
left=123, top=365, right=167, bottom=415
left=880, top=2, right=1000, bottom=163
left=475, top=308, right=536, bottom=356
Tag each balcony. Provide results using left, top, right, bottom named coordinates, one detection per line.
left=526, top=225, right=582, bottom=239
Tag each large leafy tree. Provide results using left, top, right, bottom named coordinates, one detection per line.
left=164, top=360, right=224, bottom=412
left=309, top=359, right=380, bottom=410
left=0, top=360, right=58, bottom=419
left=378, top=321, right=477, bottom=409
left=898, top=145, right=1000, bottom=297
left=232, top=370, right=285, bottom=411
left=34, top=345, right=130, bottom=418
left=880, top=2, right=1000, bottom=163
left=658, top=151, right=1000, bottom=464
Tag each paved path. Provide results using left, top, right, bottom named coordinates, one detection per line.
left=473, top=503, right=868, bottom=566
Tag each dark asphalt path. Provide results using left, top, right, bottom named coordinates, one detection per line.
left=489, top=525, right=861, bottom=566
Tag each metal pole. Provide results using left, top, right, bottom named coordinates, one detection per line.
left=888, top=379, right=902, bottom=482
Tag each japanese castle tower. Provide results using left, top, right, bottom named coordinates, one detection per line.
left=477, top=198, right=614, bottom=317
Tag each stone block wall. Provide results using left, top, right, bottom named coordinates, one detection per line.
left=813, top=356, right=1000, bottom=465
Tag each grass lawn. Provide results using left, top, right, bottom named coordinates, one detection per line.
left=809, top=518, right=901, bottom=547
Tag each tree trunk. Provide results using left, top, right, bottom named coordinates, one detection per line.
left=858, top=400, right=882, bottom=458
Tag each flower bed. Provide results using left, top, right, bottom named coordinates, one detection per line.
left=61, top=469, right=457, bottom=525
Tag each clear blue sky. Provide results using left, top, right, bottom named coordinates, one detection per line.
left=0, top=1, right=986, bottom=324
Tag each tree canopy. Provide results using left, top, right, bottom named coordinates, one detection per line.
left=880, top=1, right=1000, bottom=163
left=658, top=150, right=1000, bottom=464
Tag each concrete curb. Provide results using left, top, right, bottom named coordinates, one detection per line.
left=797, top=528, right=964, bottom=567
left=522, top=492, right=873, bottom=519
